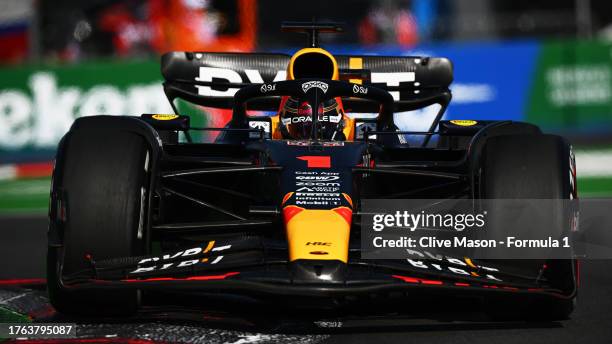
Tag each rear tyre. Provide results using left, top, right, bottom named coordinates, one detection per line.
left=478, top=134, right=577, bottom=321
left=47, top=128, right=150, bottom=316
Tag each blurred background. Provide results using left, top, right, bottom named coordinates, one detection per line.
left=1, top=0, right=612, bottom=215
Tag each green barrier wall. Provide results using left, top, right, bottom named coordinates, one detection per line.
left=0, top=59, right=211, bottom=156
left=528, top=40, right=612, bottom=131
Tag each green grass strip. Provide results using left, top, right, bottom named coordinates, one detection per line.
left=0, top=305, right=30, bottom=322
left=578, top=177, right=612, bottom=197
left=0, top=177, right=50, bottom=213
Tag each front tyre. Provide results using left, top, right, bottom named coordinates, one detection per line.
left=478, top=134, right=577, bottom=321
left=47, top=127, right=150, bottom=316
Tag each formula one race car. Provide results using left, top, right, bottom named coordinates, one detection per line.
left=47, top=23, right=578, bottom=321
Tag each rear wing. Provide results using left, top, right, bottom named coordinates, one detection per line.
left=161, top=52, right=453, bottom=114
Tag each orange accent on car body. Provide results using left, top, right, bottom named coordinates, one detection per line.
left=464, top=257, right=477, bottom=268
left=202, top=241, right=215, bottom=254
left=332, top=206, right=353, bottom=225
left=284, top=208, right=351, bottom=262
left=270, top=114, right=282, bottom=139
left=349, top=57, right=363, bottom=84
left=282, top=192, right=294, bottom=205
left=342, top=193, right=353, bottom=208
left=283, top=205, right=305, bottom=224
left=287, top=47, right=339, bottom=81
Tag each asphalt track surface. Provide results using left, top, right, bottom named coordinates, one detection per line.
left=1, top=214, right=611, bottom=344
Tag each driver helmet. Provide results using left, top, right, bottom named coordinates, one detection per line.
left=279, top=97, right=345, bottom=140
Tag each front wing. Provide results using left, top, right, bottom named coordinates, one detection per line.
left=57, top=237, right=575, bottom=306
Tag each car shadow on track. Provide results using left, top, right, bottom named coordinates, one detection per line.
left=0, top=284, right=566, bottom=344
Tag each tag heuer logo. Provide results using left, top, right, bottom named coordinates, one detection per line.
left=353, top=84, right=368, bottom=94
left=260, top=83, right=276, bottom=93
left=302, top=81, right=328, bottom=94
